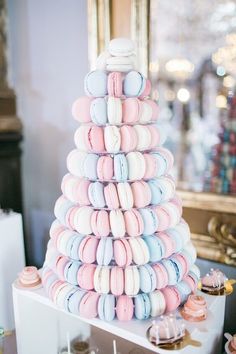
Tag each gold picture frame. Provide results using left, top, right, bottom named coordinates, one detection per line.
left=87, top=0, right=236, bottom=267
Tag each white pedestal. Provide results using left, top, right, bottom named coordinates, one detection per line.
left=0, top=212, right=25, bottom=330
left=13, top=285, right=226, bottom=354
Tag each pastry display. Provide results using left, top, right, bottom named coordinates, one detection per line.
left=15, top=266, right=42, bottom=289
left=148, top=314, right=186, bottom=345
left=41, top=37, right=200, bottom=321
left=181, top=294, right=207, bottom=322
left=201, top=268, right=227, bottom=294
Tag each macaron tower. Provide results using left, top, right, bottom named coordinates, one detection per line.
left=42, top=38, right=200, bottom=321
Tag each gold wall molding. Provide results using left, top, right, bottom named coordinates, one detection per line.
left=87, top=0, right=150, bottom=75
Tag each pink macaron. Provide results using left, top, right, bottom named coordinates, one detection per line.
left=79, top=291, right=100, bottom=318
left=147, top=125, right=160, bottom=149
left=91, top=210, right=110, bottom=237
left=120, top=125, right=138, bottom=152
left=56, top=256, right=69, bottom=281
left=124, top=209, right=144, bottom=237
left=110, top=267, right=124, bottom=296
left=173, top=254, right=189, bottom=276
left=157, top=232, right=175, bottom=258
left=97, top=155, right=114, bottom=181
left=143, top=154, right=156, bottom=179
left=49, top=221, right=65, bottom=246
left=78, top=236, right=99, bottom=263
left=156, top=147, right=174, bottom=172
left=139, top=79, right=151, bottom=99
left=84, top=125, right=105, bottom=152
left=104, top=183, right=120, bottom=209
left=145, top=99, right=158, bottom=121
left=61, top=175, right=91, bottom=205
left=155, top=206, right=171, bottom=231
left=114, top=239, right=132, bottom=267
left=107, top=72, right=123, bottom=97
left=72, top=96, right=93, bottom=123
left=161, top=287, right=181, bottom=312
left=131, top=180, right=151, bottom=208
left=122, top=98, right=141, bottom=124
left=77, top=264, right=96, bottom=290
left=152, top=263, right=169, bottom=290
left=116, top=295, right=134, bottom=321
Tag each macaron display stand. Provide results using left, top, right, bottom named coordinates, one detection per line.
left=41, top=37, right=201, bottom=324
left=12, top=284, right=225, bottom=354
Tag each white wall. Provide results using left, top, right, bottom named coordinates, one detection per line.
left=7, top=0, right=88, bottom=265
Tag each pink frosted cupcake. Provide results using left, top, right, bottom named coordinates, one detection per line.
left=181, top=295, right=207, bottom=322
left=149, top=314, right=186, bottom=346
left=15, top=266, right=42, bottom=289
left=201, top=269, right=227, bottom=294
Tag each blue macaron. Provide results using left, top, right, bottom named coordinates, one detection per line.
left=139, top=208, right=158, bottom=235
left=88, top=181, right=105, bottom=208
left=170, top=258, right=183, bottom=282
left=96, top=238, right=113, bottom=266
left=70, top=234, right=85, bottom=260
left=175, top=281, right=192, bottom=304
left=90, top=97, right=107, bottom=125
left=134, top=293, right=151, bottom=320
left=67, top=289, right=86, bottom=315
left=65, top=261, right=81, bottom=285
left=114, top=154, right=128, bottom=181
left=148, top=179, right=163, bottom=204
left=98, top=294, right=116, bottom=321
left=84, top=153, right=99, bottom=180
left=152, top=153, right=167, bottom=176
left=162, top=259, right=179, bottom=286
left=65, top=234, right=78, bottom=258
left=54, top=198, right=73, bottom=226
left=166, top=228, right=183, bottom=253
left=142, top=235, right=164, bottom=262
left=84, top=70, right=108, bottom=97
left=139, top=264, right=157, bottom=293
left=123, top=71, right=146, bottom=97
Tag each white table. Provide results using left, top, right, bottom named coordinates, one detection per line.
left=0, top=212, right=25, bottom=330
left=13, top=285, right=225, bottom=354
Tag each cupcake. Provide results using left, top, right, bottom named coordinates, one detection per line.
left=229, top=335, right=236, bottom=354
left=181, top=295, right=207, bottom=322
left=225, top=333, right=236, bottom=354
left=201, top=268, right=227, bottom=294
left=15, top=266, right=42, bottom=289
left=149, top=314, right=185, bottom=345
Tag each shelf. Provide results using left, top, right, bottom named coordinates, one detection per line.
left=178, top=190, right=236, bottom=214
left=13, top=285, right=225, bottom=354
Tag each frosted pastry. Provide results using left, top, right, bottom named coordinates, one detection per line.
left=181, top=294, right=207, bottom=322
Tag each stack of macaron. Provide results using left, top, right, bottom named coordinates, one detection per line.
left=42, top=38, right=200, bottom=321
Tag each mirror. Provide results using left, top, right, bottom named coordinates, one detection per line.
left=149, top=0, right=236, bottom=194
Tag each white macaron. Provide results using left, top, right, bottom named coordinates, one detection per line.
left=109, top=38, right=135, bottom=57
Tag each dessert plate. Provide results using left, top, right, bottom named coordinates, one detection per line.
left=146, top=328, right=201, bottom=350
left=198, top=279, right=236, bottom=296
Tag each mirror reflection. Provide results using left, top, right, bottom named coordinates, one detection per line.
left=149, top=0, right=236, bottom=194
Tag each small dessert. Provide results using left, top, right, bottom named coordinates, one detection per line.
left=181, top=295, right=207, bottom=322
left=229, top=335, right=236, bottom=353
left=15, top=266, right=42, bottom=289
left=225, top=333, right=236, bottom=354
left=201, top=268, right=227, bottom=294
left=149, top=314, right=186, bottom=346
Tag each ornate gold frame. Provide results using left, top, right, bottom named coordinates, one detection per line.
left=87, top=0, right=149, bottom=75
left=87, top=0, right=236, bottom=266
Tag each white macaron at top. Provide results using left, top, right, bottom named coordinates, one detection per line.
left=109, top=38, right=135, bottom=57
